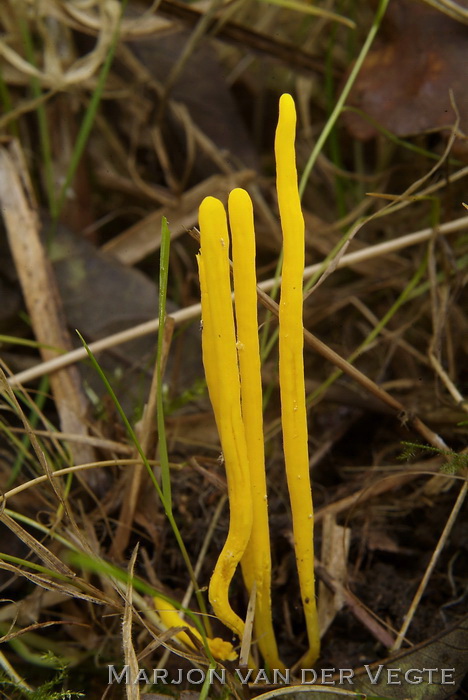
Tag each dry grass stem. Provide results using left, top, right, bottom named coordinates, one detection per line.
left=8, top=215, right=468, bottom=388
left=391, top=480, right=468, bottom=650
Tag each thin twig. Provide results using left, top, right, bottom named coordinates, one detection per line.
left=7, top=215, right=468, bottom=388
left=391, top=479, right=468, bottom=650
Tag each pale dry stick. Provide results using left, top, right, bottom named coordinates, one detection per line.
left=429, top=352, right=468, bottom=412
left=112, top=582, right=213, bottom=666
left=6, top=428, right=134, bottom=455
left=0, top=141, right=95, bottom=469
left=6, top=318, right=183, bottom=388
left=8, top=215, right=468, bottom=390
left=314, top=558, right=395, bottom=649
left=122, top=546, right=140, bottom=700
left=418, top=0, right=468, bottom=24
left=391, top=479, right=468, bottom=651
left=2, top=460, right=158, bottom=502
left=240, top=582, right=257, bottom=669
left=0, top=650, right=32, bottom=693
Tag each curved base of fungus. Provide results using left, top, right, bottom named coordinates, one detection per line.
left=154, top=595, right=237, bottom=662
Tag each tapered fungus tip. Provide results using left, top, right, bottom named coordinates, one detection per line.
left=200, top=195, right=224, bottom=217
left=278, top=93, right=296, bottom=124
left=279, top=92, right=293, bottom=106
left=228, top=187, right=249, bottom=208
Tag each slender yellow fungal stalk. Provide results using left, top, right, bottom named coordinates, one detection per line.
left=153, top=595, right=237, bottom=661
left=228, top=188, right=284, bottom=671
left=198, top=196, right=253, bottom=641
left=275, top=93, right=320, bottom=667
left=197, top=255, right=219, bottom=429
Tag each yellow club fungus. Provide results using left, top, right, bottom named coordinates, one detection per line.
left=197, top=196, right=253, bottom=642
left=229, top=188, right=284, bottom=672
left=154, top=595, right=237, bottom=661
left=196, top=93, right=320, bottom=670
left=275, top=92, right=320, bottom=667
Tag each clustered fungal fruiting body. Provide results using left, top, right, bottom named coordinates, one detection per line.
left=175, top=93, right=319, bottom=668
left=153, top=595, right=237, bottom=661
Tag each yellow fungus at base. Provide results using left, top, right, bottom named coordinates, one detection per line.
left=154, top=595, right=237, bottom=661
left=275, top=93, right=320, bottom=667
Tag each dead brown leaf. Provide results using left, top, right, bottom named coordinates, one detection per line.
left=344, top=0, right=468, bottom=148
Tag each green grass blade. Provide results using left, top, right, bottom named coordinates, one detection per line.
left=76, top=329, right=211, bottom=634
left=76, top=330, right=166, bottom=506
left=157, top=217, right=172, bottom=507
left=16, top=14, right=56, bottom=217
left=8, top=376, right=49, bottom=487
left=54, top=0, right=129, bottom=223
left=324, top=25, right=347, bottom=221
left=68, top=550, right=216, bottom=661
left=308, top=252, right=429, bottom=406
left=299, top=0, right=391, bottom=196
left=263, top=0, right=389, bottom=372
left=343, top=106, right=464, bottom=166
left=0, top=67, right=19, bottom=138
